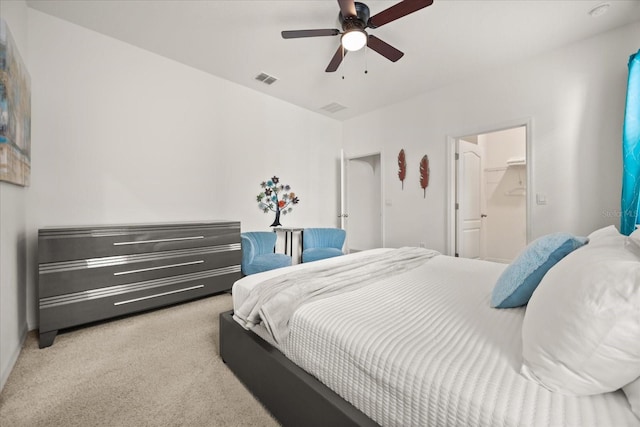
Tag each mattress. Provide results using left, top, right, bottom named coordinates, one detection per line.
left=232, top=251, right=637, bottom=427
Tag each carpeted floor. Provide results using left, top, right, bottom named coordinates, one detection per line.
left=0, top=293, right=279, bottom=426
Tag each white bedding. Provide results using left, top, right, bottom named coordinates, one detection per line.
left=234, top=247, right=438, bottom=344
left=232, top=250, right=637, bottom=427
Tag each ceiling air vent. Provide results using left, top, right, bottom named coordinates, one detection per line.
left=255, top=72, right=278, bottom=85
left=320, top=102, right=347, bottom=113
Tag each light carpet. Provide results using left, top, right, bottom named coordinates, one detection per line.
left=0, top=293, right=279, bottom=426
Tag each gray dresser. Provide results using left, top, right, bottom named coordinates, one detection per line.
left=38, top=221, right=241, bottom=348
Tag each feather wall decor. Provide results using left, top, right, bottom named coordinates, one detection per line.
left=398, top=149, right=407, bottom=189
left=420, top=155, right=430, bottom=198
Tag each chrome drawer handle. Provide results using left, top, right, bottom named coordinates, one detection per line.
left=113, top=285, right=204, bottom=306
left=113, top=260, right=204, bottom=276
left=113, top=236, right=204, bottom=246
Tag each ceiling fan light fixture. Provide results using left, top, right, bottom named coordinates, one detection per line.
left=341, top=29, right=367, bottom=51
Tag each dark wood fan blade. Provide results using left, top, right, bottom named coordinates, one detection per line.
left=368, top=0, right=433, bottom=28
left=338, top=0, right=357, bottom=18
left=367, top=35, right=404, bottom=62
left=326, top=45, right=347, bottom=72
left=281, top=29, right=340, bottom=39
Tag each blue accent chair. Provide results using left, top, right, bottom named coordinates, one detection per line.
left=241, top=232, right=291, bottom=275
left=302, top=228, right=346, bottom=263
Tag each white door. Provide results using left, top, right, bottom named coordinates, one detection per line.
left=340, top=149, right=347, bottom=230
left=456, top=140, right=484, bottom=259
left=340, top=151, right=383, bottom=253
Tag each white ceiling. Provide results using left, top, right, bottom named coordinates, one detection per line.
left=26, top=0, right=640, bottom=121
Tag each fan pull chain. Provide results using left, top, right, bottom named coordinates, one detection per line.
left=342, top=45, right=346, bottom=80
left=364, top=45, right=368, bottom=74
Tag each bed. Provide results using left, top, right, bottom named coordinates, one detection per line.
left=219, top=245, right=639, bottom=427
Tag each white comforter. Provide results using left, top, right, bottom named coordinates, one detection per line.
left=234, top=247, right=439, bottom=344
left=232, top=250, right=637, bottom=427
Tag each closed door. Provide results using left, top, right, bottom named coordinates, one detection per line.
left=456, top=140, right=484, bottom=259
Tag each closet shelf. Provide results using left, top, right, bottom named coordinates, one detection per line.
left=506, top=157, right=526, bottom=166
left=505, top=187, right=526, bottom=197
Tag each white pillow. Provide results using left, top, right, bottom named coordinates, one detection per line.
left=521, top=226, right=640, bottom=395
left=589, top=224, right=626, bottom=245
left=623, top=377, right=640, bottom=420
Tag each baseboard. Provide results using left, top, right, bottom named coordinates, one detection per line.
left=0, top=322, right=28, bottom=392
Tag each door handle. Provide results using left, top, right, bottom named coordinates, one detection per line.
left=481, top=214, right=488, bottom=218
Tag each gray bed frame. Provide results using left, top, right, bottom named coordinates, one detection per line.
left=219, top=310, right=379, bottom=427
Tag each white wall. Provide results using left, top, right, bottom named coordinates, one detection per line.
left=24, top=9, right=342, bottom=328
left=0, top=0, right=29, bottom=391
left=343, top=21, right=640, bottom=252
left=480, top=127, right=527, bottom=262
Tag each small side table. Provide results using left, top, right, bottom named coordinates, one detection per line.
left=273, top=227, right=304, bottom=263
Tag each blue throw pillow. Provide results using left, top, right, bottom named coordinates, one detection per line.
left=491, top=233, right=588, bottom=308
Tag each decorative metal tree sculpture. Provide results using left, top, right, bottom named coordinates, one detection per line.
left=257, top=176, right=300, bottom=227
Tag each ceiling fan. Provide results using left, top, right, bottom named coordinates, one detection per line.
left=281, top=0, right=434, bottom=72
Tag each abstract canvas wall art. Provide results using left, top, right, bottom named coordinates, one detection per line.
left=0, top=19, right=31, bottom=186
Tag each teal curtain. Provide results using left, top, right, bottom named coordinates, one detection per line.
left=621, top=49, right=640, bottom=235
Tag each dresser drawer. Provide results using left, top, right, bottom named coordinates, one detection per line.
left=39, top=267, right=241, bottom=333
left=38, top=245, right=241, bottom=298
left=39, top=222, right=240, bottom=263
